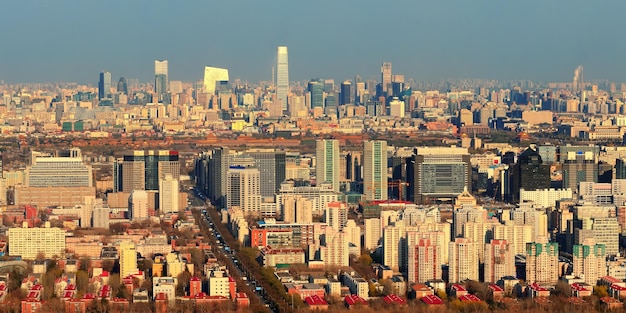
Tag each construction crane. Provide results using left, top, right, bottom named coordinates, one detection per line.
left=388, top=180, right=409, bottom=201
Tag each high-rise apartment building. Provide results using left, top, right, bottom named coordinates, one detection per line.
left=316, top=140, right=340, bottom=192
left=407, top=237, right=442, bottom=284
left=448, top=238, right=479, bottom=283
left=119, top=241, right=138, bottom=279
left=114, top=150, right=180, bottom=192
left=344, top=220, right=361, bottom=254
left=325, top=201, right=348, bottom=232
left=525, top=237, right=559, bottom=285
left=98, top=71, right=112, bottom=100
left=276, top=181, right=340, bottom=216
left=319, top=227, right=349, bottom=267
left=363, top=140, right=388, bottom=200
left=154, top=60, right=168, bottom=103
left=159, top=174, right=179, bottom=214
left=227, top=165, right=262, bottom=216
left=407, top=147, right=471, bottom=204
left=203, top=66, right=229, bottom=95
left=129, top=190, right=148, bottom=221
left=572, top=238, right=607, bottom=286
left=484, top=239, right=515, bottom=283
left=276, top=46, right=289, bottom=111
left=282, top=196, right=312, bottom=224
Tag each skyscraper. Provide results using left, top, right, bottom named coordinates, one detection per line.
left=340, top=80, right=351, bottom=105
left=26, top=149, right=93, bottom=188
left=381, top=62, right=392, bottom=94
left=98, top=71, right=112, bottom=100
left=276, top=46, right=289, bottom=111
left=113, top=150, right=180, bottom=192
left=247, top=150, right=286, bottom=199
left=316, top=139, right=340, bottom=192
left=363, top=140, right=388, bottom=200
left=117, top=77, right=128, bottom=95
left=155, top=60, right=168, bottom=103
left=509, top=144, right=551, bottom=203
left=308, top=79, right=324, bottom=108
left=203, top=66, right=229, bottom=95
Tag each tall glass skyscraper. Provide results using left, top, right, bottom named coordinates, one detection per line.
left=381, top=62, right=392, bottom=94
left=98, top=71, right=112, bottom=100
left=308, top=79, right=324, bottom=108
left=155, top=60, right=168, bottom=103
left=276, top=46, right=289, bottom=111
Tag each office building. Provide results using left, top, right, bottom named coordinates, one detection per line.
left=363, top=140, right=388, bottom=200
left=484, top=239, right=515, bottom=283
left=8, top=222, right=65, bottom=259
left=340, top=80, right=351, bottom=105
left=159, top=174, right=179, bottom=214
left=98, top=71, right=112, bottom=100
left=227, top=165, right=262, bottom=216
left=154, top=60, right=168, bottom=103
left=308, top=79, right=324, bottom=108
left=117, top=77, right=128, bottom=95
left=203, top=66, right=229, bottom=95
left=525, top=237, right=559, bottom=285
left=562, top=150, right=598, bottom=192
left=26, top=149, right=92, bottom=187
left=616, top=158, right=626, bottom=180
left=448, top=238, right=479, bottom=283
left=381, top=62, right=392, bottom=94
left=114, top=150, right=180, bottom=192
left=93, top=206, right=110, bottom=229
left=509, top=145, right=551, bottom=203
left=247, top=150, right=286, bottom=199
left=407, top=147, right=471, bottom=204
left=119, top=241, right=138, bottom=278
left=276, top=46, right=289, bottom=111
left=572, top=238, right=607, bottom=286
left=316, top=140, right=340, bottom=192
left=389, top=97, right=405, bottom=118
left=407, top=238, right=442, bottom=284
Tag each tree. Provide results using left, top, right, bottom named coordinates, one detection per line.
left=357, top=253, right=373, bottom=266
left=176, top=270, right=192, bottom=297
left=76, top=270, right=90, bottom=294
left=593, top=285, right=609, bottom=298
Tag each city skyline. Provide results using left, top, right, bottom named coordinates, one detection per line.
left=2, top=1, right=626, bottom=84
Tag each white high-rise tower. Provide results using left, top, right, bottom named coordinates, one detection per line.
left=316, top=139, right=340, bottom=192
left=276, top=46, right=289, bottom=111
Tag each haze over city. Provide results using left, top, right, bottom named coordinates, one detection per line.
left=2, top=0, right=626, bottom=83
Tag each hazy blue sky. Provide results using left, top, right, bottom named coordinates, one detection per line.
left=1, top=0, right=625, bottom=84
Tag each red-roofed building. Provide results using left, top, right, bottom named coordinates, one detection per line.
left=155, top=293, right=168, bottom=313
left=21, top=298, right=42, bottom=313
left=410, top=283, right=434, bottom=299
left=344, top=294, right=368, bottom=308
left=488, top=284, right=504, bottom=301
left=450, top=284, right=468, bottom=298
left=567, top=297, right=586, bottom=305
left=65, top=299, right=86, bottom=313
left=98, top=285, right=112, bottom=300
left=189, top=276, right=202, bottom=297
left=600, top=276, right=622, bottom=286
left=383, top=294, right=406, bottom=305
left=600, top=296, right=622, bottom=310
left=570, top=283, right=592, bottom=298
left=81, top=293, right=96, bottom=306
left=235, top=292, right=250, bottom=308
left=228, top=276, right=236, bottom=299
left=458, top=294, right=482, bottom=303
left=528, top=283, right=550, bottom=298
left=609, top=283, right=626, bottom=300
left=122, top=276, right=135, bottom=295
left=421, top=294, right=444, bottom=306
left=109, top=298, right=130, bottom=313
left=304, top=295, right=328, bottom=311
left=195, top=294, right=229, bottom=306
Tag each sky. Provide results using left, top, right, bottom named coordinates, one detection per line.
left=1, top=0, right=625, bottom=84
